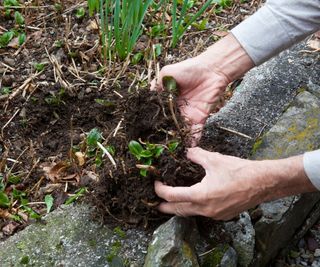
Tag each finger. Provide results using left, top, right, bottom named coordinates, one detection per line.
left=187, top=147, right=213, bottom=168
left=154, top=180, right=199, bottom=203
left=190, top=124, right=203, bottom=147
left=158, top=201, right=203, bottom=217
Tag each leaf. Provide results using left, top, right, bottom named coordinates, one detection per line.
left=154, top=43, right=162, bottom=57
left=43, top=161, right=69, bottom=182
left=18, top=33, right=26, bottom=46
left=86, top=128, right=103, bottom=148
left=4, top=0, right=20, bottom=7
left=34, top=63, right=45, bottom=72
left=128, top=140, right=144, bottom=160
left=8, top=174, right=21, bottom=184
left=162, top=76, right=177, bottom=93
left=94, top=99, right=115, bottom=107
left=140, top=169, right=148, bottom=177
left=0, top=31, right=14, bottom=48
left=154, top=146, right=164, bottom=157
left=75, top=7, right=85, bottom=19
left=168, top=140, right=179, bottom=152
left=139, top=150, right=153, bottom=158
left=88, top=0, right=100, bottom=16
left=0, top=192, right=10, bottom=208
left=131, top=52, right=143, bottom=65
left=45, top=194, right=54, bottom=213
left=65, top=188, right=86, bottom=205
left=14, top=11, right=24, bottom=25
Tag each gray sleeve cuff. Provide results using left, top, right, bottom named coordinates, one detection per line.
left=231, top=0, right=320, bottom=65
left=304, top=150, right=320, bottom=190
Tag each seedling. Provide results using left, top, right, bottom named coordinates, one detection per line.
left=44, top=194, right=54, bottom=213
left=65, top=187, right=86, bottom=204
left=128, top=140, right=164, bottom=177
left=33, top=62, right=46, bottom=72
left=0, top=31, right=14, bottom=48
left=75, top=7, right=86, bottom=19
left=14, top=11, right=24, bottom=26
left=162, top=76, right=181, bottom=133
left=0, top=87, right=12, bottom=95
left=44, top=88, right=65, bottom=106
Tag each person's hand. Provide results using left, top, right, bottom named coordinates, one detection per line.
left=151, top=56, right=229, bottom=138
left=155, top=147, right=316, bottom=220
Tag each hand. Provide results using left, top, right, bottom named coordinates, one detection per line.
left=151, top=57, right=229, bottom=137
left=155, top=147, right=316, bottom=220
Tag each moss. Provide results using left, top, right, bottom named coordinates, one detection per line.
left=287, top=117, right=319, bottom=142
left=201, top=245, right=228, bottom=267
left=252, top=138, right=263, bottom=155
left=297, top=87, right=306, bottom=94
left=182, top=241, right=194, bottom=260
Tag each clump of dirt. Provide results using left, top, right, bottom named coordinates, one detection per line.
left=89, top=89, right=205, bottom=225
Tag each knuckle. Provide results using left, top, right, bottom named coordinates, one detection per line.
left=175, top=203, right=187, bottom=217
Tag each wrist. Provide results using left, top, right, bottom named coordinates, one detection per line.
left=196, top=33, right=254, bottom=82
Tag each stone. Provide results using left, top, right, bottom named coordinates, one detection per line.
left=3, top=57, right=15, bottom=67
left=144, top=216, right=199, bottom=267
left=0, top=204, right=151, bottom=267
left=307, top=80, right=320, bottom=99
left=314, top=249, right=320, bottom=257
left=251, top=91, right=320, bottom=266
left=224, top=212, right=255, bottom=267
left=220, top=246, right=238, bottom=267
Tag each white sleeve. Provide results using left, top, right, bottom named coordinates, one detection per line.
left=231, top=0, right=320, bottom=65
left=304, top=150, right=320, bottom=190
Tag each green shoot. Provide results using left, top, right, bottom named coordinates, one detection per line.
left=1, top=87, right=12, bottom=95
left=33, top=62, right=46, bottom=72
left=75, top=7, right=86, bottom=19
left=45, top=194, right=54, bottom=213
left=14, top=11, right=24, bottom=25
left=18, top=33, right=26, bottom=46
left=170, top=0, right=213, bottom=47
left=44, top=88, right=65, bottom=106
left=168, top=140, right=179, bottom=152
left=0, top=31, right=14, bottom=48
left=65, top=188, right=86, bottom=205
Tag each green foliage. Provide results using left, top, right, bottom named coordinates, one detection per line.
left=0, top=87, right=12, bottom=95
left=86, top=128, right=103, bottom=149
left=4, top=0, right=20, bottom=8
left=128, top=140, right=164, bottom=177
left=168, top=140, right=179, bottom=152
left=14, top=11, right=24, bottom=25
left=33, top=62, right=45, bottom=72
left=65, top=187, right=86, bottom=205
left=170, top=0, right=213, bottom=47
left=75, top=7, right=86, bottom=19
left=44, top=88, right=65, bottom=106
left=18, top=32, right=26, bottom=46
left=20, top=255, right=30, bottom=265
left=0, top=31, right=14, bottom=48
left=45, top=194, right=54, bottom=213
left=131, top=52, right=144, bottom=65
left=89, top=0, right=153, bottom=60
left=0, top=191, right=10, bottom=208
left=162, top=76, right=177, bottom=93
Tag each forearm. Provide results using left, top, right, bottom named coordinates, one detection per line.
left=255, top=156, right=317, bottom=202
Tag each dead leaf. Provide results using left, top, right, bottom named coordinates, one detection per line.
left=75, top=151, right=85, bottom=166
left=39, top=183, right=63, bottom=195
left=0, top=209, right=11, bottom=219
left=212, top=30, right=228, bottom=37
left=86, top=20, right=99, bottom=31
left=7, top=37, right=20, bottom=49
left=2, top=222, right=19, bottom=235
left=43, top=161, right=69, bottom=182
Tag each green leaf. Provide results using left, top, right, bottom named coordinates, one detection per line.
left=0, top=192, right=10, bottom=208
left=139, top=150, right=153, bottom=158
left=113, top=226, right=126, bottom=238
left=140, top=169, right=148, bottom=177
left=75, top=7, right=85, bottom=19
left=88, top=0, right=100, bottom=16
left=65, top=188, right=86, bottom=205
left=87, top=128, right=103, bottom=148
left=4, top=0, right=20, bottom=7
left=168, top=140, right=179, bottom=152
left=154, top=146, right=164, bottom=157
left=131, top=52, right=143, bottom=65
left=151, top=24, right=166, bottom=37
left=33, top=63, right=45, bottom=72
left=18, top=33, right=26, bottom=46
left=20, top=255, right=29, bottom=265
left=128, top=140, right=144, bottom=160
left=162, top=76, right=177, bottom=93
left=8, top=174, right=21, bottom=184
left=45, top=194, right=54, bottom=213
left=94, top=99, right=115, bottom=107
left=106, top=145, right=116, bottom=156
left=13, top=188, right=26, bottom=200
left=14, top=11, right=24, bottom=25
left=0, top=31, right=14, bottom=48
left=154, top=43, right=162, bottom=57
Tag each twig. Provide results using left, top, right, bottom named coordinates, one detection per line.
left=1, top=109, right=20, bottom=137
left=216, top=125, right=253, bottom=140
left=199, top=247, right=216, bottom=258
left=97, top=142, right=117, bottom=168
left=168, top=94, right=181, bottom=133
left=0, top=61, right=15, bottom=71
left=113, top=118, right=124, bottom=137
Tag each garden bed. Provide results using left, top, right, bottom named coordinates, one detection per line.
left=0, top=0, right=263, bottom=239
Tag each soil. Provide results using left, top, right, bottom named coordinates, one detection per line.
left=0, top=0, right=264, bottom=238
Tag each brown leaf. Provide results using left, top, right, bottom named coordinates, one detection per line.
left=39, top=183, right=63, bottom=195
left=43, top=161, right=69, bottom=182
left=75, top=151, right=85, bottom=166
left=7, top=37, right=20, bottom=49
left=2, top=222, right=19, bottom=235
left=212, top=30, right=228, bottom=37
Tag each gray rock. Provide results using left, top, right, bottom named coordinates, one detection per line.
left=224, top=212, right=255, bottom=267
left=0, top=204, right=151, bottom=267
left=252, top=91, right=320, bottom=266
left=144, top=216, right=199, bottom=267
left=308, top=79, right=320, bottom=99
left=220, top=247, right=238, bottom=267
